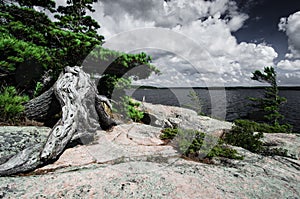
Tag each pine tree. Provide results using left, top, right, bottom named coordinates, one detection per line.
left=54, top=0, right=103, bottom=41
left=251, top=66, right=292, bottom=132
left=0, top=0, right=157, bottom=97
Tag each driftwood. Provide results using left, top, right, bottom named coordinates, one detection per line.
left=0, top=66, right=116, bottom=176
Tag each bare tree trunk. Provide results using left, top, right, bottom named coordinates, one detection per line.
left=25, top=88, right=61, bottom=127
left=0, top=66, right=116, bottom=176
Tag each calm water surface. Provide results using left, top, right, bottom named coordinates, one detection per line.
left=127, top=88, right=300, bottom=133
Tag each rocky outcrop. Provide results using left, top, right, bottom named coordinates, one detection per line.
left=0, top=103, right=299, bottom=198
left=140, top=101, right=232, bottom=134
left=0, top=124, right=300, bottom=198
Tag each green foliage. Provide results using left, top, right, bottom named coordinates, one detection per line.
left=0, top=1, right=159, bottom=125
left=160, top=128, right=178, bottom=140
left=97, top=74, right=132, bottom=98
left=33, top=81, right=43, bottom=97
left=0, top=86, right=29, bottom=123
left=161, top=123, right=291, bottom=160
left=261, top=147, right=288, bottom=157
left=113, top=96, right=144, bottom=122
left=183, top=91, right=204, bottom=115
left=94, top=48, right=159, bottom=98
left=0, top=3, right=102, bottom=91
left=121, top=96, right=144, bottom=122
left=0, top=33, right=51, bottom=71
left=224, top=120, right=264, bottom=153
left=55, top=0, right=102, bottom=41
left=232, top=119, right=291, bottom=134
left=161, top=128, right=243, bottom=160
left=251, top=66, right=292, bottom=131
left=225, top=119, right=290, bottom=157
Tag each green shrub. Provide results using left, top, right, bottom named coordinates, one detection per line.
left=161, top=122, right=290, bottom=161
left=231, top=119, right=291, bottom=133
left=161, top=128, right=243, bottom=160
left=160, top=127, right=178, bottom=140
left=261, top=147, right=288, bottom=157
left=224, top=120, right=264, bottom=153
left=0, top=86, right=29, bottom=123
left=122, top=96, right=144, bottom=122
left=224, top=119, right=291, bottom=157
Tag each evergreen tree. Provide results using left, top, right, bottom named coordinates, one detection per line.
left=54, top=0, right=103, bottom=41
left=0, top=1, right=102, bottom=86
left=0, top=0, right=157, bottom=98
left=0, top=0, right=56, bottom=10
left=251, top=66, right=291, bottom=131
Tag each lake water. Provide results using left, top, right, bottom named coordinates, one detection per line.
left=126, top=87, right=300, bottom=133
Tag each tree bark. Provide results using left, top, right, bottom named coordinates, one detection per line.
left=0, top=66, right=116, bottom=176
left=25, top=88, right=61, bottom=123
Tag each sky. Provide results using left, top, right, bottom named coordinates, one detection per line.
left=80, top=0, right=300, bottom=87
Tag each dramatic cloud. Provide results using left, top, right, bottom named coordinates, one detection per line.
left=279, top=11, right=300, bottom=59
left=94, top=0, right=248, bottom=35
left=85, top=0, right=292, bottom=86
left=277, top=11, right=300, bottom=83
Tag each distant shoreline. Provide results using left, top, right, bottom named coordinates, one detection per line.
left=132, top=86, right=300, bottom=90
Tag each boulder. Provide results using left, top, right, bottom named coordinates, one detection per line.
left=141, top=101, right=232, bottom=134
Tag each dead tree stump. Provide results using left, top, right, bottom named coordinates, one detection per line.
left=0, top=66, right=116, bottom=176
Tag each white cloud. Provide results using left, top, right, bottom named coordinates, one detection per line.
left=227, top=14, right=249, bottom=31
left=277, top=59, right=300, bottom=70
left=92, top=0, right=248, bottom=36
left=169, top=17, right=277, bottom=84
left=277, top=11, right=300, bottom=83
left=279, top=11, right=300, bottom=59
left=277, top=71, right=300, bottom=86
left=85, top=0, right=282, bottom=86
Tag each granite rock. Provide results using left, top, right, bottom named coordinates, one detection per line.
left=0, top=103, right=299, bottom=198
left=262, top=133, right=300, bottom=159
left=0, top=126, right=50, bottom=164
left=140, top=101, right=232, bottom=134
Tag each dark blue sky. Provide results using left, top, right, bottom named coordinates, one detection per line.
left=233, top=0, right=300, bottom=61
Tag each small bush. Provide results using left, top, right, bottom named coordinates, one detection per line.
left=261, top=147, right=288, bottom=157
left=233, top=119, right=292, bottom=134
left=161, top=121, right=291, bottom=161
left=261, top=123, right=292, bottom=133
left=161, top=128, right=243, bottom=161
left=0, top=86, right=29, bottom=123
left=160, top=127, right=178, bottom=140
left=224, top=119, right=291, bottom=157
left=122, top=96, right=144, bottom=122
left=224, top=120, right=264, bottom=153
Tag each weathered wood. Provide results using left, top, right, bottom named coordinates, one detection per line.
left=0, top=144, right=43, bottom=176
left=95, top=94, right=116, bottom=130
left=24, top=88, right=60, bottom=122
left=0, top=66, right=116, bottom=176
